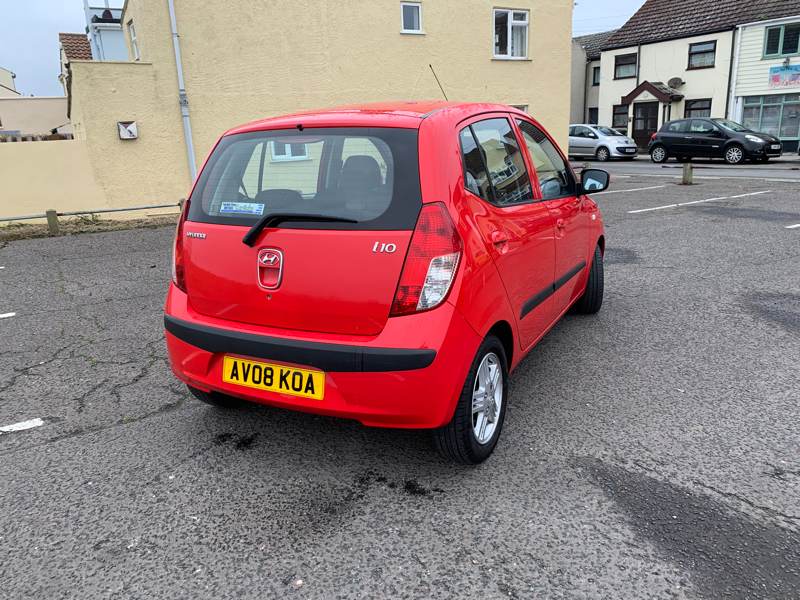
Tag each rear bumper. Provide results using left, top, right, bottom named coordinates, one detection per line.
left=164, top=284, right=480, bottom=428
left=164, top=315, right=436, bottom=372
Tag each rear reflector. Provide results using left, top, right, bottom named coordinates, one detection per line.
left=390, top=203, right=461, bottom=316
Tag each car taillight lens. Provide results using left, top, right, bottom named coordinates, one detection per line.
left=650, top=133, right=658, bottom=141
left=171, top=198, right=190, bottom=292
left=390, top=203, right=462, bottom=316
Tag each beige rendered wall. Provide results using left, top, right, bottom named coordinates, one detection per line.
left=121, top=0, right=573, bottom=162
left=0, top=140, right=106, bottom=218
left=0, top=97, right=71, bottom=135
left=69, top=60, right=190, bottom=209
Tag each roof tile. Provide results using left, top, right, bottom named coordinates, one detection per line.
left=59, top=33, right=93, bottom=61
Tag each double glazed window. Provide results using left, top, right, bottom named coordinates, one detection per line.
left=459, top=117, right=574, bottom=205
left=127, top=21, right=140, bottom=61
left=743, top=94, right=800, bottom=139
left=614, top=53, right=637, bottom=79
left=400, top=2, right=423, bottom=34
left=684, top=99, right=712, bottom=118
left=612, top=104, right=629, bottom=129
left=592, top=66, right=601, bottom=86
left=271, top=141, right=308, bottom=162
left=765, top=23, right=800, bottom=58
left=688, top=41, right=716, bottom=69
left=494, top=9, right=529, bottom=59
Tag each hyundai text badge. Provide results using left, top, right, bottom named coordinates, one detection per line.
left=257, top=248, right=283, bottom=290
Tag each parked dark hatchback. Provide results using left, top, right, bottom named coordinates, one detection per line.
left=649, top=118, right=783, bottom=165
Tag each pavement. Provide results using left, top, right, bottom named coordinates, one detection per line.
left=1, top=173, right=799, bottom=599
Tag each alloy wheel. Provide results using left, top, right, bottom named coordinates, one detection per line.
left=597, top=147, right=609, bottom=161
left=472, top=352, right=503, bottom=445
left=725, top=146, right=744, bottom=164
left=651, top=147, right=666, bottom=162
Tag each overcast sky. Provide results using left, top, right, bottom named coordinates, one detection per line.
left=0, top=1, right=646, bottom=97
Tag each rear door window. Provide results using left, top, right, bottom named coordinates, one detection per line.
left=666, top=120, right=689, bottom=133
left=189, top=127, right=420, bottom=230
left=467, top=118, right=533, bottom=206
left=516, top=119, right=576, bottom=200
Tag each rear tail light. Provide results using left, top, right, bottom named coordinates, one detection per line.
left=650, top=132, right=658, bottom=141
left=171, top=198, right=190, bottom=292
left=390, top=203, right=462, bottom=316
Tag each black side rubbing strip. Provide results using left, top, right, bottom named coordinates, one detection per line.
left=519, top=261, right=588, bottom=320
left=164, top=315, right=436, bottom=372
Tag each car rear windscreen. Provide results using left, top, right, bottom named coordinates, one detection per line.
left=187, top=127, right=421, bottom=230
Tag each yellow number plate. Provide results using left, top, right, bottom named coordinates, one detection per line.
left=222, top=356, right=325, bottom=401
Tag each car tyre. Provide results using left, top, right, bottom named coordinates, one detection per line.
left=724, top=144, right=745, bottom=165
left=650, top=145, right=668, bottom=163
left=434, top=335, right=508, bottom=465
left=595, top=146, right=610, bottom=162
left=573, top=245, right=604, bottom=315
left=187, top=385, right=243, bottom=408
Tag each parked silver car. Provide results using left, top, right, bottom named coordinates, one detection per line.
left=568, top=124, right=638, bottom=161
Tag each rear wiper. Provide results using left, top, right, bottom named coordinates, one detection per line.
left=242, top=213, right=358, bottom=246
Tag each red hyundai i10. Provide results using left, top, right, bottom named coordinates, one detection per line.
left=165, top=101, right=608, bottom=464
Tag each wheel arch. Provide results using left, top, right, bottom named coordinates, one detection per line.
left=486, top=320, right=514, bottom=368
left=597, top=234, right=605, bottom=256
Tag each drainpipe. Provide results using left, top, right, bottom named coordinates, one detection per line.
left=167, top=0, right=197, bottom=180
left=726, top=27, right=742, bottom=120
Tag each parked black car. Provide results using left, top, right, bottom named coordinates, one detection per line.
left=648, top=118, right=783, bottom=165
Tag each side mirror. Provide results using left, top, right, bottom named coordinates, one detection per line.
left=580, top=168, right=609, bottom=194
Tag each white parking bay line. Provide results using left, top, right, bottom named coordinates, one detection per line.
left=0, top=312, right=16, bottom=319
left=628, top=190, right=772, bottom=214
left=0, top=418, right=44, bottom=434
left=786, top=224, right=800, bottom=229
left=594, top=185, right=666, bottom=196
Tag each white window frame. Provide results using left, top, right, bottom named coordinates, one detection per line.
left=270, top=141, right=309, bottom=162
left=127, top=21, right=140, bottom=61
left=493, top=8, right=529, bottom=60
left=400, top=2, right=424, bottom=34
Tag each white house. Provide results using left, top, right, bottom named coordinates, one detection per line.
left=571, top=30, right=616, bottom=125
left=730, top=15, right=800, bottom=153
left=584, top=0, right=800, bottom=148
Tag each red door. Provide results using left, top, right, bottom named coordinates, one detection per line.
left=459, top=116, right=557, bottom=348
left=513, top=118, right=591, bottom=313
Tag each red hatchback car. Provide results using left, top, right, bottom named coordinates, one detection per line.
left=165, top=101, right=608, bottom=463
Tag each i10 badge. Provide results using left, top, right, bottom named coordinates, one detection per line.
left=372, top=242, right=397, bottom=253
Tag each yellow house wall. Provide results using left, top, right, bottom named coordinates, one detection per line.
left=0, top=140, right=106, bottom=219
left=69, top=60, right=191, bottom=209
left=121, top=0, right=573, bottom=164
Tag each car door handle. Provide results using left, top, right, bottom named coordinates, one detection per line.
left=556, top=219, right=566, bottom=229
left=490, top=231, right=509, bottom=245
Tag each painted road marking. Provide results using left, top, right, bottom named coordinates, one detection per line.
left=0, top=418, right=44, bottom=434
left=594, top=185, right=666, bottom=196
left=0, top=312, right=16, bottom=319
left=786, top=224, right=800, bottom=229
left=619, top=172, right=797, bottom=183
left=628, top=191, right=771, bottom=214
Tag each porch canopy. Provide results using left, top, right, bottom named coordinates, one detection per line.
left=622, top=81, right=684, bottom=147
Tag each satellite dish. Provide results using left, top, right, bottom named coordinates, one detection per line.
left=668, top=77, right=685, bottom=89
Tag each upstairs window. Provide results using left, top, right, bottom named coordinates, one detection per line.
left=688, top=40, right=716, bottom=69
left=592, top=66, right=601, bottom=86
left=400, top=2, right=423, bottom=34
left=494, top=9, right=529, bottom=59
left=765, top=23, right=800, bottom=57
left=614, top=53, right=637, bottom=79
left=127, top=21, right=140, bottom=61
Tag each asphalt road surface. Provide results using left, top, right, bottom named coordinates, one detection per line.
left=1, top=174, right=799, bottom=599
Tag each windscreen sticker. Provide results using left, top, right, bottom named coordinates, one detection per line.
left=219, top=202, right=264, bottom=215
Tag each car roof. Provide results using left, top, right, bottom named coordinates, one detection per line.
left=224, top=101, right=530, bottom=136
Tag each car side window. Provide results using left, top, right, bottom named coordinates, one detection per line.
left=666, top=121, right=688, bottom=133
left=459, top=127, right=493, bottom=201
left=689, top=119, right=717, bottom=134
left=516, top=119, right=576, bottom=201
left=468, top=118, right=533, bottom=206
left=568, top=126, right=577, bottom=136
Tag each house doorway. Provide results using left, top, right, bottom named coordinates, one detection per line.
left=633, top=101, right=659, bottom=148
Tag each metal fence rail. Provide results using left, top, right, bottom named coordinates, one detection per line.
left=0, top=202, right=182, bottom=235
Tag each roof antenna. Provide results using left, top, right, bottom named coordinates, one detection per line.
left=429, top=64, right=448, bottom=101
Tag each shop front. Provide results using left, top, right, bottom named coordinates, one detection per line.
left=741, top=94, right=800, bottom=154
